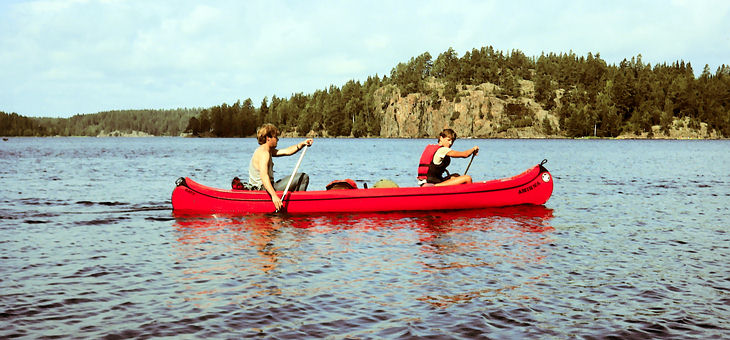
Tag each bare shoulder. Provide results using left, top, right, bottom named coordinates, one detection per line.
left=252, top=145, right=271, bottom=162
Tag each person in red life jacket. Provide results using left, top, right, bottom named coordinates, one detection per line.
left=418, top=128, right=478, bottom=186
left=249, top=124, right=313, bottom=211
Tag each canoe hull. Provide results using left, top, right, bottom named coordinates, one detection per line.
left=172, top=163, right=553, bottom=215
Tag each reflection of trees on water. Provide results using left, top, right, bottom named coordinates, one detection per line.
left=171, top=206, right=555, bottom=309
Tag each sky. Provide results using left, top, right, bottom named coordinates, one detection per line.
left=1, top=0, right=728, bottom=118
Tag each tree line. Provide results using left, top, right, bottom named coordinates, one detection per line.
left=185, top=77, right=385, bottom=138
left=186, top=46, right=729, bottom=138
left=2, top=45, right=729, bottom=138
left=1, top=109, right=199, bottom=136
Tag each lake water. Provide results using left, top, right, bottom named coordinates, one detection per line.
left=1, top=137, right=729, bottom=338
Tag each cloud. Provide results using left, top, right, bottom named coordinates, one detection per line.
left=0, top=0, right=728, bottom=117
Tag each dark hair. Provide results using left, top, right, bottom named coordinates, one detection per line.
left=439, top=128, right=457, bottom=141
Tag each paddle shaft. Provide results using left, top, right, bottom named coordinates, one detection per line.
left=464, top=153, right=476, bottom=175
left=278, top=145, right=308, bottom=211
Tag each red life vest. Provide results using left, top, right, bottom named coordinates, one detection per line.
left=417, top=144, right=441, bottom=181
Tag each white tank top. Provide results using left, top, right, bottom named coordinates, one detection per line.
left=248, top=157, right=274, bottom=187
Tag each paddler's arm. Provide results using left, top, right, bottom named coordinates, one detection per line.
left=257, top=153, right=283, bottom=210
left=447, top=146, right=479, bottom=158
left=274, top=139, right=313, bottom=157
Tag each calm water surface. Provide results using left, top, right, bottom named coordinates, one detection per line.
left=1, top=137, right=729, bottom=338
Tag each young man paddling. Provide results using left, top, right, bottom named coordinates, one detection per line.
left=249, top=124, right=313, bottom=210
left=418, top=128, right=478, bottom=186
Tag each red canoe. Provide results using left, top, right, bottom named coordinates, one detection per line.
left=171, top=161, right=553, bottom=215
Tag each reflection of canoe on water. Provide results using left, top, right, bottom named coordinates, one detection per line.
left=172, top=161, right=553, bottom=215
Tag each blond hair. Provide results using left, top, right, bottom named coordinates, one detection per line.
left=257, top=124, right=279, bottom=145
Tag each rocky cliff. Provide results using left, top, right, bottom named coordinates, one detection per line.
left=374, top=79, right=559, bottom=139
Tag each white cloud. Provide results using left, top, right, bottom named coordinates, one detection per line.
left=0, top=0, right=728, bottom=117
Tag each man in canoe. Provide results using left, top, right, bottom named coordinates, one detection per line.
left=418, top=128, right=479, bottom=186
left=249, top=123, right=313, bottom=211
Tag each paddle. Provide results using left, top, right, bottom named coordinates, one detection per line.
left=464, top=152, right=476, bottom=175
left=277, top=145, right=309, bottom=212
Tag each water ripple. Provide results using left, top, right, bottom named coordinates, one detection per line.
left=1, top=138, right=729, bottom=338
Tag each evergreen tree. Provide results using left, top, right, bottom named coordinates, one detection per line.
left=258, top=97, right=269, bottom=127
left=323, top=85, right=347, bottom=136
left=534, top=73, right=556, bottom=110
